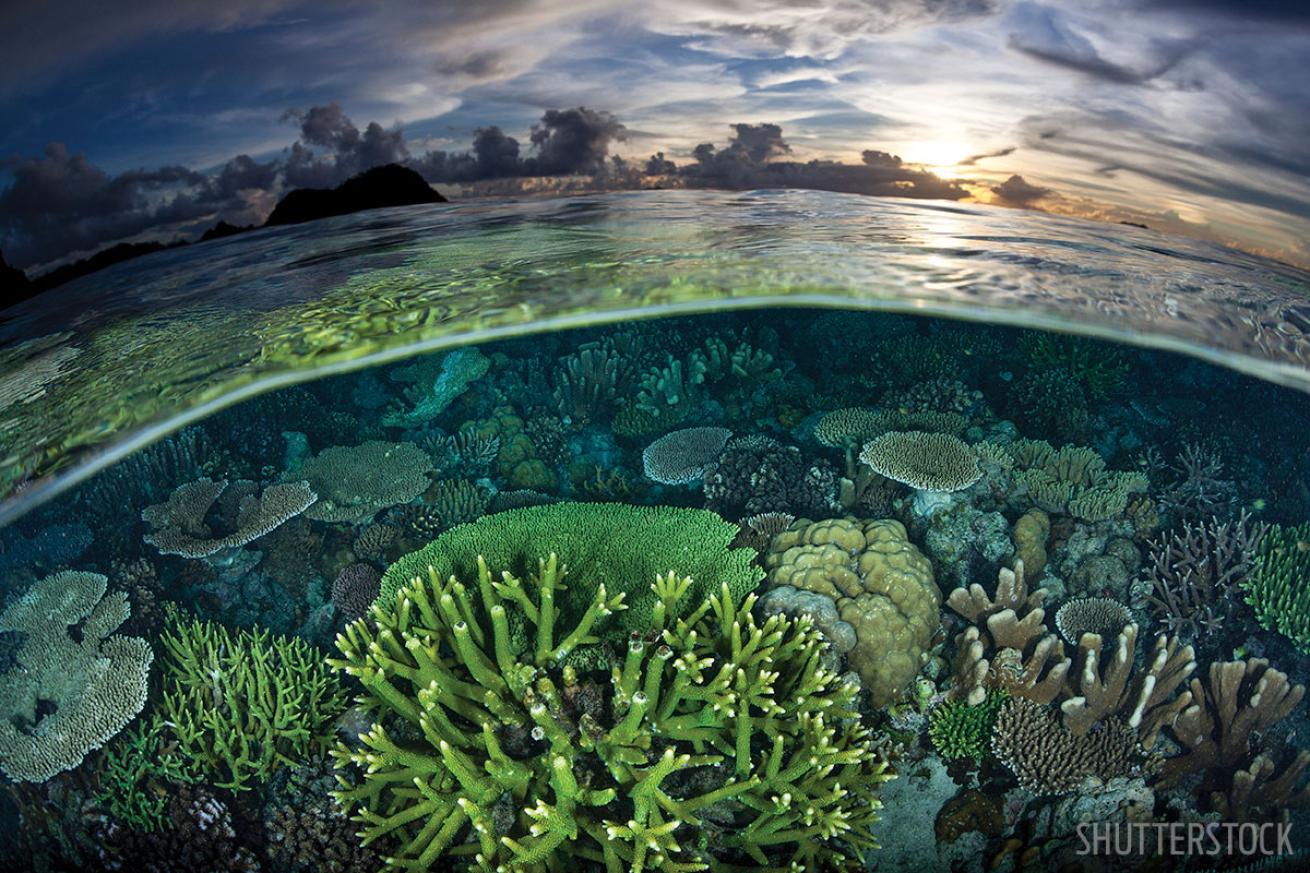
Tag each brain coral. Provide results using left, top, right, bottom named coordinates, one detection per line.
left=764, top=517, right=941, bottom=707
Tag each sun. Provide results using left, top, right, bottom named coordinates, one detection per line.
left=903, top=140, right=969, bottom=178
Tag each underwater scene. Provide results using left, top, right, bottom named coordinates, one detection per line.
left=4, top=295, right=1310, bottom=872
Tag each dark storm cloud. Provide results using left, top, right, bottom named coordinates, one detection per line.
left=282, top=103, right=409, bottom=188
left=409, top=107, right=627, bottom=182
left=674, top=124, right=967, bottom=200
left=990, top=174, right=1050, bottom=204
left=0, top=143, right=219, bottom=266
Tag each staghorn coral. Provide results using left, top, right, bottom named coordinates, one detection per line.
left=1005, top=369, right=1090, bottom=440
left=158, top=616, right=348, bottom=792
left=422, top=429, right=501, bottom=477
left=298, top=441, right=431, bottom=524
left=1054, top=597, right=1133, bottom=645
left=991, top=697, right=1141, bottom=795
left=732, top=510, right=795, bottom=552
left=945, top=560, right=1069, bottom=707
left=1160, top=441, right=1239, bottom=523
left=379, top=503, right=763, bottom=659
left=1241, top=521, right=1310, bottom=653
left=642, top=426, right=732, bottom=484
left=92, top=713, right=199, bottom=833
left=1139, top=510, right=1266, bottom=642
left=703, top=435, right=839, bottom=518
left=0, top=571, right=152, bottom=782
left=859, top=430, right=981, bottom=492
left=765, top=518, right=941, bottom=707
left=142, top=478, right=317, bottom=558
left=331, top=564, right=382, bottom=623
left=332, top=557, right=894, bottom=871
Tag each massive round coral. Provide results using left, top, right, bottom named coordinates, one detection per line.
left=764, top=518, right=941, bottom=707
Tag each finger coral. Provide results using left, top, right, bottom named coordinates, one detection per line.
left=158, top=616, right=348, bottom=792
left=332, top=555, right=894, bottom=871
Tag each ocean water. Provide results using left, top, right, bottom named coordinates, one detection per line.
left=2, top=189, right=1310, bottom=871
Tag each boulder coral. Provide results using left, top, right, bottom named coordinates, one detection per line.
left=765, top=517, right=941, bottom=707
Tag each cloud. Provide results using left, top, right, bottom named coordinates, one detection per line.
left=281, top=103, right=409, bottom=188
left=675, top=123, right=967, bottom=199
left=960, top=146, right=1016, bottom=166
left=1006, top=3, right=1196, bottom=85
left=410, top=107, right=627, bottom=182
left=990, top=174, right=1050, bottom=204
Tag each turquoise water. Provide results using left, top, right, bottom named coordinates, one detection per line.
left=2, top=191, right=1310, bottom=871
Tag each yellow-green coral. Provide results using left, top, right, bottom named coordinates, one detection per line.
left=158, top=617, right=348, bottom=792
left=332, top=555, right=894, bottom=871
left=764, top=518, right=941, bottom=707
left=997, top=439, right=1147, bottom=522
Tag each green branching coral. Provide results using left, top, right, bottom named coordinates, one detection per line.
left=332, top=555, right=894, bottom=871
left=1242, top=523, right=1310, bottom=653
left=158, top=617, right=348, bottom=791
left=378, top=503, right=763, bottom=655
left=93, top=714, right=200, bottom=832
left=1020, top=332, right=1129, bottom=400
left=927, top=693, right=1007, bottom=761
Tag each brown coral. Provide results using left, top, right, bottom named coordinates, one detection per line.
left=992, top=697, right=1141, bottom=795
left=1012, top=509, right=1050, bottom=582
left=765, top=517, right=940, bottom=706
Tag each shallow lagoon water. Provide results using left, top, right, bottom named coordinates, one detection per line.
left=3, top=190, right=1310, bottom=871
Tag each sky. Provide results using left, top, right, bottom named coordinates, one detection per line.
left=1, top=0, right=1308, bottom=271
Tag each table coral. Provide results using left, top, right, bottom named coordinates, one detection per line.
left=764, top=517, right=940, bottom=707
left=297, top=440, right=431, bottom=524
left=0, top=570, right=152, bottom=782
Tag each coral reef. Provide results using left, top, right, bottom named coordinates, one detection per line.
left=1139, top=510, right=1266, bottom=641
left=379, top=503, right=763, bottom=657
left=96, top=784, right=261, bottom=872
left=0, top=570, right=152, bottom=781
left=92, top=714, right=199, bottom=832
left=332, top=555, right=893, bottom=870
left=765, top=518, right=941, bottom=706
left=928, top=693, right=1007, bottom=761
left=382, top=347, right=490, bottom=426
left=859, top=430, right=982, bottom=492
left=331, top=563, right=381, bottom=623
left=1242, top=521, right=1310, bottom=653
left=642, top=425, right=732, bottom=484
left=142, top=477, right=317, bottom=558
left=1053, top=597, right=1132, bottom=645
left=263, top=755, right=389, bottom=872
left=1158, top=658, right=1309, bottom=820
left=158, top=616, right=348, bottom=791
left=945, top=559, right=1069, bottom=706
left=703, top=434, right=839, bottom=518
left=991, top=697, right=1140, bottom=794
left=297, top=440, right=431, bottom=523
